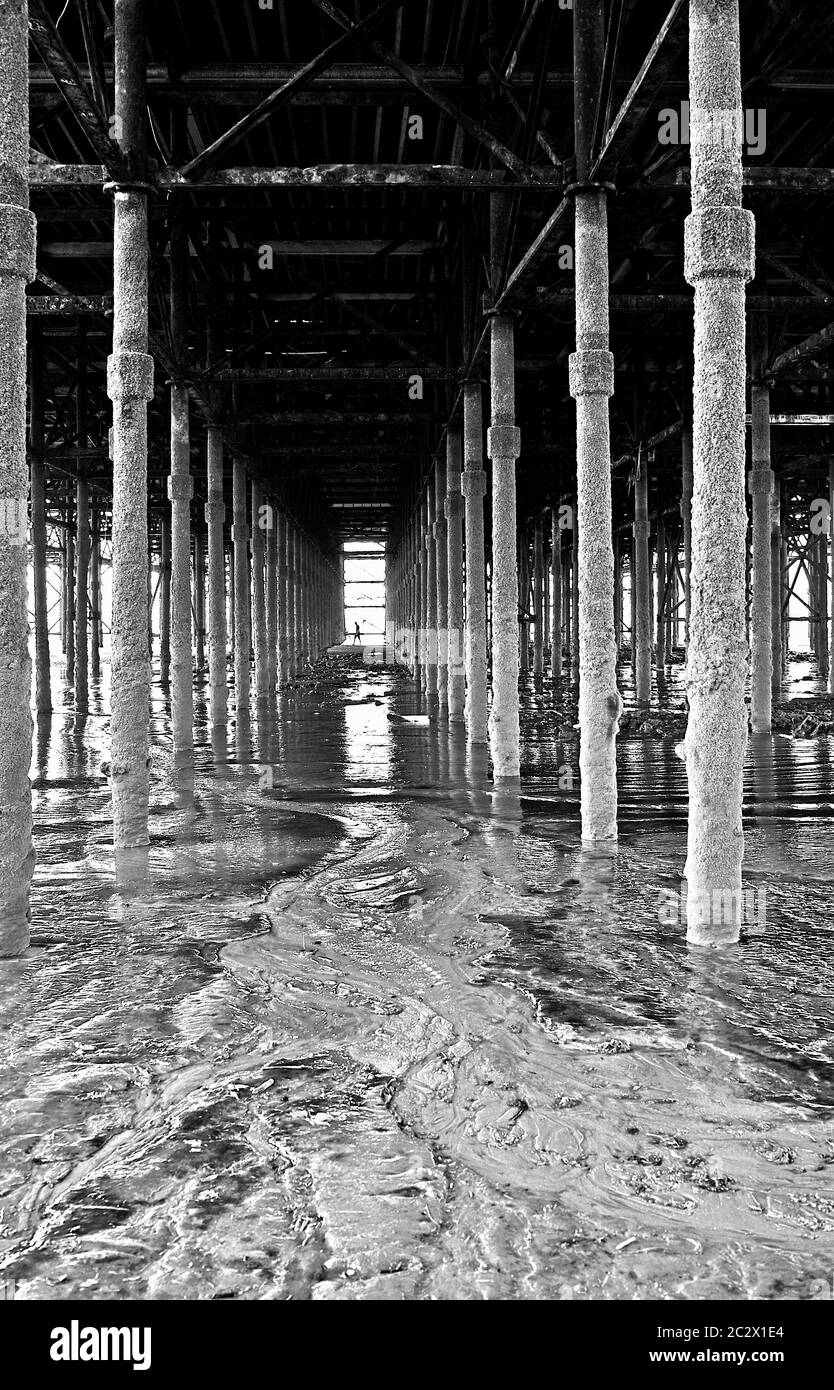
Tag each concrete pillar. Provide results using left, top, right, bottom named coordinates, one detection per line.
left=551, top=507, right=562, bottom=678
left=265, top=499, right=277, bottom=691
left=285, top=522, right=296, bottom=676
left=613, top=531, right=622, bottom=655
left=304, top=544, right=313, bottom=662
left=682, top=419, right=693, bottom=646
left=205, top=426, right=227, bottom=725
left=749, top=319, right=773, bottom=732
left=75, top=475, right=90, bottom=714
left=569, top=52, right=619, bottom=839
left=683, top=0, right=755, bottom=944
left=159, top=512, right=171, bottom=685
left=65, top=510, right=75, bottom=683
left=425, top=475, right=438, bottom=705
left=518, top=529, right=529, bottom=674
left=434, top=451, right=448, bottom=714
left=656, top=516, right=667, bottom=673
left=292, top=525, right=302, bottom=673
left=296, top=537, right=306, bottom=666
left=251, top=479, right=269, bottom=702
left=227, top=544, right=234, bottom=658
left=829, top=463, right=834, bottom=696
left=771, top=473, right=782, bottom=695
left=146, top=533, right=153, bottom=660
left=446, top=424, right=465, bottom=720
left=29, top=328, right=52, bottom=713
left=570, top=523, right=580, bottom=673
left=232, top=457, right=251, bottom=711
left=780, top=524, right=789, bottom=677
left=633, top=458, right=651, bottom=706
left=168, top=215, right=193, bottom=757
left=91, top=507, right=101, bottom=680
left=818, top=528, right=829, bottom=684
left=488, top=316, right=521, bottom=780
left=417, top=493, right=428, bottom=689
left=463, top=382, right=488, bottom=743
left=0, top=0, right=36, bottom=952
left=194, top=528, right=205, bottom=675
left=107, top=0, right=155, bottom=849
left=533, top=516, right=544, bottom=678
left=278, top=508, right=289, bottom=685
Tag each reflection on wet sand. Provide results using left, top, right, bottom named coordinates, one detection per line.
left=1, top=655, right=832, bottom=1300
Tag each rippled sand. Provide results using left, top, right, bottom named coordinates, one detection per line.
left=1, top=655, right=832, bottom=1300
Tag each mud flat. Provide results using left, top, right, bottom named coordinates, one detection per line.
left=1, top=659, right=832, bottom=1300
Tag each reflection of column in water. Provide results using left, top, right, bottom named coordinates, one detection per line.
left=748, top=730, right=776, bottom=809
left=35, top=713, right=52, bottom=780
left=482, top=783, right=523, bottom=884
left=209, top=722, right=229, bottom=876
left=173, top=756, right=195, bottom=809
left=434, top=717, right=449, bottom=787
left=234, top=708, right=252, bottom=769
left=114, top=844, right=150, bottom=895
left=447, top=723, right=467, bottom=794
left=465, top=742, right=492, bottom=820
left=573, top=841, right=617, bottom=914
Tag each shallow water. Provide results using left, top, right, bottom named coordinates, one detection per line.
left=1, top=654, right=832, bottom=1300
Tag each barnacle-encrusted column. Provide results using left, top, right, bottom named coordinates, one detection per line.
left=266, top=497, right=278, bottom=692
left=205, top=425, right=227, bottom=725
left=292, top=525, right=302, bottom=673
left=518, top=530, right=529, bottom=674
left=770, top=473, right=782, bottom=693
left=551, top=506, right=562, bottom=679
left=168, top=215, right=193, bottom=759
left=285, top=521, right=296, bottom=677
left=434, top=450, right=448, bottom=715
left=65, top=507, right=75, bottom=683
left=29, top=327, right=51, bottom=714
left=277, top=507, right=289, bottom=685
left=613, top=532, right=623, bottom=653
left=445, top=423, right=465, bottom=720
left=462, top=382, right=488, bottom=744
left=107, top=0, right=155, bottom=849
left=533, top=516, right=544, bottom=678
left=75, top=472, right=90, bottom=714
left=749, top=319, right=773, bottom=732
left=418, top=492, right=428, bottom=691
left=91, top=507, right=101, bottom=680
left=411, top=512, right=420, bottom=680
left=159, top=514, right=171, bottom=685
left=0, top=0, right=36, bottom=952
left=425, top=478, right=438, bottom=708
left=570, top=523, right=580, bottom=673
left=681, top=420, right=693, bottom=646
left=818, top=528, right=829, bottom=684
left=570, top=183, right=620, bottom=839
left=232, top=457, right=251, bottom=711
left=633, top=458, right=651, bottom=706
left=251, top=478, right=269, bottom=702
left=656, top=515, right=667, bottom=673
left=683, top=0, right=755, bottom=944
left=194, top=528, right=205, bottom=675
left=829, top=463, right=834, bottom=696
left=487, top=316, right=521, bottom=780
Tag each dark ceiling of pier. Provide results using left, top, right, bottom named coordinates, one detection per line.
left=27, top=0, right=834, bottom=552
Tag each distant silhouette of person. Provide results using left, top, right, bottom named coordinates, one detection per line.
left=352, top=622, right=361, bottom=644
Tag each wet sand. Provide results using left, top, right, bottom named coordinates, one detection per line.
left=1, top=655, right=832, bottom=1300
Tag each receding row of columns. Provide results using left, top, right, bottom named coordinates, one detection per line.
left=389, top=0, right=775, bottom=946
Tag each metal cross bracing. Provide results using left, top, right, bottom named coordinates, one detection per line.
left=21, top=0, right=834, bottom=558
